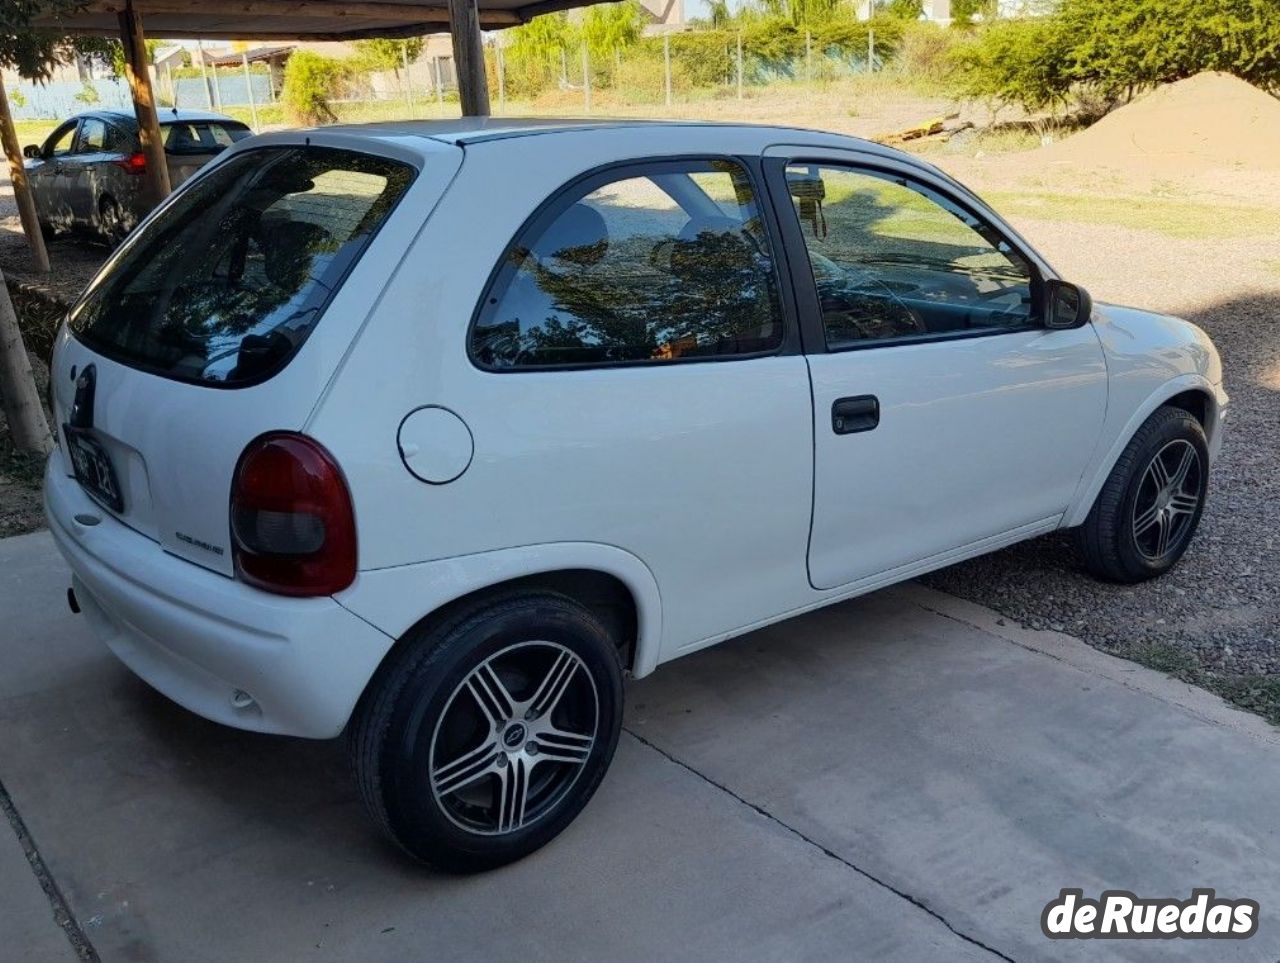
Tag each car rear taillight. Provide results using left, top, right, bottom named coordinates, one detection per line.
left=115, top=152, right=147, bottom=175
left=230, top=433, right=356, bottom=597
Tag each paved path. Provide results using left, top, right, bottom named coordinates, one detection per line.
left=3, top=529, right=1279, bottom=961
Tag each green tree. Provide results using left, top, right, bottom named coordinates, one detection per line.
left=508, top=11, right=575, bottom=66
left=951, top=15, right=1071, bottom=110
left=950, top=0, right=997, bottom=28
left=581, top=2, right=645, bottom=59
left=882, top=0, right=925, bottom=19
left=705, top=0, right=732, bottom=27
left=281, top=51, right=350, bottom=124
left=352, top=37, right=424, bottom=76
left=0, top=0, right=84, bottom=80
left=953, top=0, right=1280, bottom=110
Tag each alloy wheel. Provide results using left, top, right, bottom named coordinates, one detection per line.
left=429, top=641, right=598, bottom=836
left=1131, top=438, right=1202, bottom=561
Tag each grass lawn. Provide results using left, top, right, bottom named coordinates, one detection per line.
left=983, top=190, right=1280, bottom=239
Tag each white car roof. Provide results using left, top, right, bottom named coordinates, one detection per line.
left=307, top=117, right=899, bottom=156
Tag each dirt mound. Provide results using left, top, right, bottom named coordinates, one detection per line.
left=1047, top=72, right=1280, bottom=173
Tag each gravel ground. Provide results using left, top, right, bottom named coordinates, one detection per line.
left=922, top=204, right=1280, bottom=682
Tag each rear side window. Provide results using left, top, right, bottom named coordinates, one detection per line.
left=69, top=146, right=414, bottom=386
left=471, top=159, right=784, bottom=369
left=163, top=121, right=253, bottom=155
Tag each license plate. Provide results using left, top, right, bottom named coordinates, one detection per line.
left=64, top=426, right=124, bottom=513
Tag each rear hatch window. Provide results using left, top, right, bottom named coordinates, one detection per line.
left=68, top=146, right=414, bottom=386
left=162, top=120, right=252, bottom=155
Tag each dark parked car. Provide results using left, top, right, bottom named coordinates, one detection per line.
left=23, top=107, right=252, bottom=243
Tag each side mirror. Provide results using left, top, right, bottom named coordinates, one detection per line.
left=1044, top=279, right=1092, bottom=329
left=23, top=144, right=41, bottom=159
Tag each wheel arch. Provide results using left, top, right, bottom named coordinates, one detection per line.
left=1063, top=376, right=1221, bottom=528
left=338, top=542, right=665, bottom=690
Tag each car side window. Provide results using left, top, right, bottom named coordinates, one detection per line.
left=784, top=164, right=1035, bottom=349
left=471, top=159, right=784, bottom=369
left=45, top=123, right=78, bottom=159
left=76, top=118, right=108, bottom=153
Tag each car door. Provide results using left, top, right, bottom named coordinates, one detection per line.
left=763, top=147, right=1109, bottom=590
left=64, top=116, right=116, bottom=222
left=27, top=120, right=79, bottom=226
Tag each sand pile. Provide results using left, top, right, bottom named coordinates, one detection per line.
left=1046, top=71, right=1280, bottom=173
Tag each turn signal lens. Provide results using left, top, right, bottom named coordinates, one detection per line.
left=230, top=433, right=356, bottom=597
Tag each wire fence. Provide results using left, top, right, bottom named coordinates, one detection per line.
left=8, top=27, right=888, bottom=127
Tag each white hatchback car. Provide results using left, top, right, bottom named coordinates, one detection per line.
left=45, top=119, right=1226, bottom=871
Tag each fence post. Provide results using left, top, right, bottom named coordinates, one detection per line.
left=497, top=41, right=506, bottom=112
left=241, top=53, right=259, bottom=130
left=197, top=40, right=213, bottom=109
left=582, top=45, right=591, bottom=112
left=868, top=29, right=875, bottom=72
left=402, top=41, right=413, bottom=115
left=805, top=29, right=812, bottom=84
left=165, top=62, right=175, bottom=107
left=736, top=30, right=743, bottom=100
left=211, top=63, right=223, bottom=111
left=560, top=47, right=568, bottom=87
left=663, top=33, right=672, bottom=107
left=433, top=56, right=444, bottom=114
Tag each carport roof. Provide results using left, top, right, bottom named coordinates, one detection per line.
left=34, top=0, right=595, bottom=40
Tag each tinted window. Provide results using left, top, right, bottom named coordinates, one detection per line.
left=786, top=164, right=1034, bottom=348
left=69, top=147, right=414, bottom=386
left=76, top=119, right=128, bottom=154
left=163, top=121, right=253, bottom=155
left=472, top=159, right=784, bottom=369
left=76, top=118, right=108, bottom=153
left=45, top=123, right=77, bottom=158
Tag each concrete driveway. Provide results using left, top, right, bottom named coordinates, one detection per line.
left=3, top=529, right=1280, bottom=962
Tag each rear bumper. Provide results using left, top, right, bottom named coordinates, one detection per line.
left=44, top=459, right=394, bottom=739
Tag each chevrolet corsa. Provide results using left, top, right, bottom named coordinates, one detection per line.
left=45, top=120, right=1227, bottom=871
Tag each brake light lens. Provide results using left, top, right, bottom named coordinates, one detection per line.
left=230, top=433, right=356, bottom=597
left=115, top=152, right=147, bottom=175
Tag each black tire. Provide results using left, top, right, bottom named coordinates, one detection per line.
left=348, top=591, right=624, bottom=873
left=98, top=196, right=127, bottom=247
left=1075, top=405, right=1209, bottom=583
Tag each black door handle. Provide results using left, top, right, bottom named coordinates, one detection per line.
left=832, top=395, right=879, bottom=435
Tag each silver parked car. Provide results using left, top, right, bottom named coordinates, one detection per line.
left=23, top=107, right=252, bottom=243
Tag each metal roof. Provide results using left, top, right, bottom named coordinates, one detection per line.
left=34, top=0, right=596, bottom=40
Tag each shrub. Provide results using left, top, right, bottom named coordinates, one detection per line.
left=282, top=51, right=349, bottom=124
left=950, top=16, right=1072, bottom=112
left=891, top=21, right=964, bottom=86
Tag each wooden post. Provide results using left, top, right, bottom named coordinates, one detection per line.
left=0, top=73, right=50, bottom=273
left=118, top=1, right=171, bottom=204
left=663, top=33, right=672, bottom=107
left=0, top=270, right=52, bottom=454
left=736, top=30, right=743, bottom=100
left=447, top=0, right=490, bottom=116
left=433, top=56, right=444, bottom=114
left=241, top=53, right=260, bottom=131
left=197, top=40, right=213, bottom=108
left=868, top=29, right=875, bottom=72
left=581, top=45, right=590, bottom=113
left=805, top=29, right=812, bottom=83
